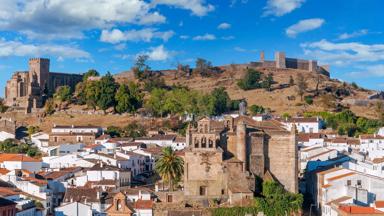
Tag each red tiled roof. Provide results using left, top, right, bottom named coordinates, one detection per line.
left=0, top=154, right=41, bottom=162
left=339, top=205, right=384, bottom=214
left=376, top=201, right=384, bottom=208
left=327, top=172, right=355, bottom=181
left=0, top=168, right=10, bottom=175
left=372, top=157, right=384, bottom=164
left=134, top=199, right=153, bottom=209
left=360, top=134, right=384, bottom=140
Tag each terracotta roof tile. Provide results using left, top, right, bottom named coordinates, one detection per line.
left=339, top=205, right=384, bottom=214
left=376, top=201, right=384, bottom=208
left=327, top=172, right=355, bottom=181
left=134, top=199, right=153, bottom=209
left=0, top=154, right=41, bottom=162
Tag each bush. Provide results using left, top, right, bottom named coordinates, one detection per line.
left=249, top=105, right=265, bottom=115
left=237, top=69, right=262, bottom=90
left=304, top=96, right=313, bottom=105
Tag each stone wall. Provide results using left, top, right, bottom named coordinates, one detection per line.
left=4, top=58, right=83, bottom=111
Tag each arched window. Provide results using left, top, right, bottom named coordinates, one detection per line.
left=201, top=137, right=207, bottom=148
left=194, top=137, right=199, bottom=148
left=208, top=139, right=213, bottom=148
left=116, top=199, right=122, bottom=211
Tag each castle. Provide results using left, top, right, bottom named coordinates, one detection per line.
left=4, top=58, right=83, bottom=112
left=251, top=51, right=330, bottom=76
left=183, top=114, right=298, bottom=203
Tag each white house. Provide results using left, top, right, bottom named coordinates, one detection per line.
left=299, top=146, right=338, bottom=173
left=135, top=134, right=186, bottom=150
left=297, top=133, right=325, bottom=148
left=42, top=154, right=95, bottom=169
left=74, top=163, right=131, bottom=188
left=54, top=202, right=93, bottom=216
left=316, top=167, right=384, bottom=216
left=0, top=131, right=15, bottom=142
left=359, top=134, right=384, bottom=159
left=51, top=125, right=102, bottom=135
left=325, top=137, right=360, bottom=152
left=280, top=117, right=323, bottom=133
left=31, top=132, right=50, bottom=153
left=0, top=154, right=42, bottom=172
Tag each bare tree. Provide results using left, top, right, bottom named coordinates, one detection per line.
left=296, top=73, right=308, bottom=101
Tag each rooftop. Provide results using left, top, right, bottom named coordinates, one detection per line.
left=0, top=154, right=41, bottom=162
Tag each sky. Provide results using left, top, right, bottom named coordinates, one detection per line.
left=0, top=0, right=384, bottom=97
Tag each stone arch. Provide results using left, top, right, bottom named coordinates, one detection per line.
left=194, top=137, right=199, bottom=148
left=208, top=139, right=214, bottom=148
left=201, top=137, right=207, bottom=148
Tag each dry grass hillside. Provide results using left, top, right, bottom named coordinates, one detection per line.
left=117, top=64, right=378, bottom=119
left=1, top=64, right=379, bottom=131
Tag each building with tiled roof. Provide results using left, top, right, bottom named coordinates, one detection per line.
left=0, top=154, right=42, bottom=172
left=316, top=167, right=384, bottom=216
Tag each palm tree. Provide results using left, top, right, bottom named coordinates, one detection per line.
left=155, top=147, right=184, bottom=191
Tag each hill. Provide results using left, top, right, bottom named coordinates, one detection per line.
left=1, top=63, right=381, bottom=132
left=115, top=64, right=378, bottom=119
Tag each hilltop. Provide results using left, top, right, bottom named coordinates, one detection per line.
left=1, top=61, right=381, bottom=132
left=115, top=63, right=378, bottom=119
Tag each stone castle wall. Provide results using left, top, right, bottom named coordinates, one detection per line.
left=250, top=51, right=330, bottom=77
left=4, top=58, right=83, bottom=111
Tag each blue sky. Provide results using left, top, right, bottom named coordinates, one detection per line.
left=0, top=0, right=384, bottom=96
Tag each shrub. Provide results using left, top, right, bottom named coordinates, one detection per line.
left=304, top=96, right=313, bottom=105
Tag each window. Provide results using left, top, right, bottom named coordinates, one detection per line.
left=200, top=186, right=207, bottom=196
left=167, top=195, right=173, bottom=203
left=209, top=140, right=213, bottom=148
left=357, top=180, right=362, bottom=186
left=201, top=137, right=207, bottom=148
left=347, top=180, right=351, bottom=186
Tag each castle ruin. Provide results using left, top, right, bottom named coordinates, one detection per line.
left=4, top=58, right=83, bottom=112
left=253, top=51, right=330, bottom=76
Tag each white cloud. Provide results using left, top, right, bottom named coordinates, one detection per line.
left=222, top=36, right=235, bottom=40
left=140, top=45, right=174, bottom=61
left=338, top=29, right=368, bottom=40
left=100, top=28, right=174, bottom=44
left=348, top=64, right=384, bottom=78
left=152, top=0, right=214, bottom=16
left=286, top=18, right=325, bottom=38
left=263, top=0, right=305, bottom=17
left=193, top=34, right=216, bottom=41
left=234, top=47, right=246, bottom=52
left=180, top=35, right=190, bottom=39
left=218, top=23, right=231, bottom=30
left=0, top=38, right=90, bottom=59
left=301, top=39, right=384, bottom=65
left=230, top=0, right=249, bottom=7
left=0, top=0, right=166, bottom=40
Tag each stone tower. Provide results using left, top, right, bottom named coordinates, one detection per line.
left=260, top=51, right=265, bottom=62
left=28, top=58, right=50, bottom=91
left=275, top=51, right=286, bottom=69
left=236, top=120, right=247, bottom=166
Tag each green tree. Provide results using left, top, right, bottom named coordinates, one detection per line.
left=122, top=122, right=146, bottom=138
left=133, top=55, right=150, bottom=79
left=249, top=105, right=265, bottom=115
left=54, top=85, right=72, bottom=102
left=304, top=95, right=313, bottom=105
left=105, top=126, right=122, bottom=137
left=84, top=81, right=100, bottom=109
left=194, top=58, right=212, bottom=77
left=27, top=126, right=40, bottom=137
left=237, top=68, right=262, bottom=90
left=155, top=146, right=184, bottom=191
left=146, top=88, right=168, bottom=117
left=296, top=73, right=308, bottom=101
left=97, top=72, right=117, bottom=111
left=261, top=73, right=274, bottom=91
left=0, top=98, right=8, bottom=113
left=289, top=75, right=295, bottom=86
left=115, top=84, right=131, bottom=114
left=211, top=87, right=230, bottom=115
left=44, top=98, right=55, bottom=115
left=83, top=69, right=99, bottom=81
